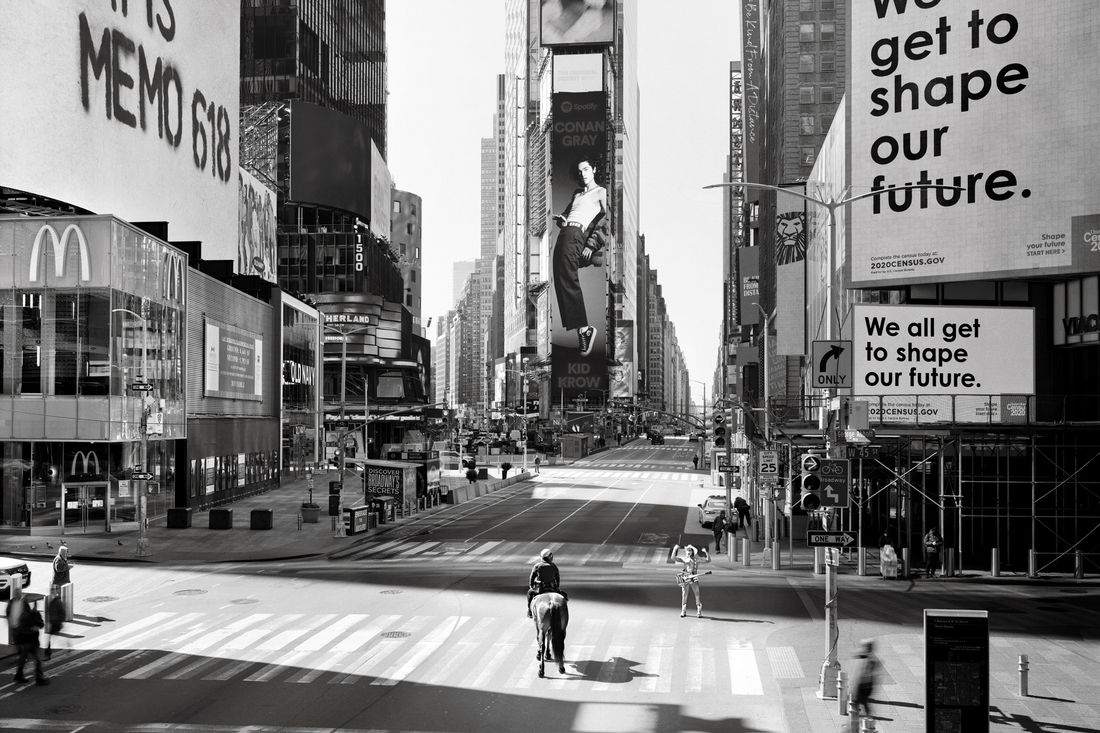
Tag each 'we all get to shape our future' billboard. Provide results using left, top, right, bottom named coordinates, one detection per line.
left=847, top=1, right=1100, bottom=288
left=852, top=304, right=1034, bottom=425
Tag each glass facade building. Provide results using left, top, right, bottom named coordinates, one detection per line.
left=0, top=215, right=186, bottom=530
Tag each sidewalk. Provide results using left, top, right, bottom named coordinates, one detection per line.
left=0, top=469, right=528, bottom=566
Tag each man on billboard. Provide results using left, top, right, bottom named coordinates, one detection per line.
left=552, top=157, right=609, bottom=358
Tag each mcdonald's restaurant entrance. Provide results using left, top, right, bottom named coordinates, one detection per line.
left=61, top=482, right=111, bottom=532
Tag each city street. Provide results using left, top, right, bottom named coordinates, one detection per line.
left=3, top=441, right=1098, bottom=732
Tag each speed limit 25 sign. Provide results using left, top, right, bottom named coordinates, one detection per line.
left=758, top=450, right=779, bottom=476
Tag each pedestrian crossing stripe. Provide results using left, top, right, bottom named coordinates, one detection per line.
left=336, top=538, right=679, bottom=565
left=49, top=609, right=780, bottom=696
left=540, top=469, right=698, bottom=481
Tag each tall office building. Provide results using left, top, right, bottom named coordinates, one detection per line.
left=240, top=0, right=432, bottom=458
left=391, top=189, right=424, bottom=336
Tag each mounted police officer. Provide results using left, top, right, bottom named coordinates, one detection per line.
left=527, top=548, right=567, bottom=618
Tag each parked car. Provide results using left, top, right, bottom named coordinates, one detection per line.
left=650, top=434, right=665, bottom=445
left=0, top=556, right=32, bottom=599
left=697, top=495, right=728, bottom=528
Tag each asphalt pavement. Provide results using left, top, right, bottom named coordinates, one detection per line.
left=2, top=456, right=1098, bottom=732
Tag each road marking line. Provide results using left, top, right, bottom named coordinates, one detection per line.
left=257, top=613, right=337, bottom=651
left=331, top=614, right=403, bottom=653
left=296, top=613, right=369, bottom=652
left=372, top=616, right=470, bottom=686
left=728, top=643, right=763, bottom=695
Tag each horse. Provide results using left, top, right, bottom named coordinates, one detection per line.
left=531, top=592, right=568, bottom=678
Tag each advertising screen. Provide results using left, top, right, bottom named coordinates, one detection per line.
left=549, top=92, right=609, bottom=402
left=289, top=101, right=373, bottom=219
left=847, top=2, right=1100, bottom=287
left=0, top=2, right=239, bottom=251
left=204, top=320, right=263, bottom=402
left=238, top=169, right=278, bottom=283
left=852, top=305, right=1034, bottom=424
left=540, top=0, right=615, bottom=47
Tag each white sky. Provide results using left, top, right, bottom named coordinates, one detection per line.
left=387, top=1, right=740, bottom=400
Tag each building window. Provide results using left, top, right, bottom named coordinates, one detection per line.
left=820, top=86, right=836, bottom=104
left=800, top=115, right=816, bottom=136
left=800, top=54, right=815, bottom=73
left=406, top=222, right=414, bottom=235
left=821, top=0, right=835, bottom=9
left=800, top=23, right=815, bottom=43
left=800, top=86, right=815, bottom=105
left=411, top=270, right=417, bottom=283
left=393, top=201, right=402, bottom=214
left=801, top=148, right=816, bottom=166
left=400, top=243, right=407, bottom=255
left=410, top=203, right=417, bottom=216
left=800, top=0, right=815, bottom=11
left=820, top=54, right=835, bottom=73
left=821, top=22, right=836, bottom=43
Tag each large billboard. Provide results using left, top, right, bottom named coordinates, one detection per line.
left=852, top=305, right=1034, bottom=424
left=550, top=92, right=610, bottom=401
left=540, top=0, right=615, bottom=47
left=847, top=2, right=1100, bottom=287
left=0, top=2, right=239, bottom=251
left=289, top=101, right=374, bottom=220
left=205, top=320, right=263, bottom=402
left=238, top=169, right=277, bottom=283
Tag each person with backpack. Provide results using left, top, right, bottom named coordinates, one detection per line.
left=923, top=528, right=944, bottom=578
left=8, top=597, right=49, bottom=685
left=712, top=511, right=728, bottom=553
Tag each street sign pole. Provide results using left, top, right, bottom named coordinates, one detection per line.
left=817, top=559, right=841, bottom=700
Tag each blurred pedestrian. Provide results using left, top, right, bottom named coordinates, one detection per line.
left=692, top=454, right=699, bottom=470
left=712, top=511, right=727, bottom=553
left=9, top=597, right=48, bottom=685
left=44, top=593, right=66, bottom=659
left=849, top=639, right=881, bottom=731
left=534, top=455, right=541, bottom=475
left=923, top=528, right=943, bottom=578
left=671, top=544, right=710, bottom=618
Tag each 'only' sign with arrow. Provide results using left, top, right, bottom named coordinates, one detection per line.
left=812, top=340, right=853, bottom=389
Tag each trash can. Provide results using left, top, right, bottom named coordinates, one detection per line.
left=370, top=496, right=395, bottom=524
left=48, top=582, right=74, bottom=623
left=477, top=467, right=489, bottom=480
left=250, top=508, right=274, bottom=530
left=343, top=504, right=371, bottom=535
left=328, top=494, right=341, bottom=516
left=209, top=507, right=233, bottom=529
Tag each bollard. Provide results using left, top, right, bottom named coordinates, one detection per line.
left=741, top=538, right=751, bottom=567
left=901, top=546, right=910, bottom=578
left=813, top=547, right=824, bottom=575
left=772, top=542, right=781, bottom=570
left=1075, top=550, right=1085, bottom=579
left=945, top=547, right=956, bottom=577
left=992, top=547, right=1000, bottom=577
left=858, top=547, right=867, bottom=576
left=730, top=537, right=738, bottom=563
left=836, top=670, right=847, bottom=715
left=1018, top=654, right=1029, bottom=696
left=1028, top=549, right=1038, bottom=578
left=860, top=716, right=876, bottom=732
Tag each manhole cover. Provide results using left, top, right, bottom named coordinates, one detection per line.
left=230, top=598, right=259, bottom=605
left=380, top=631, right=411, bottom=639
left=380, top=589, right=403, bottom=595
left=84, top=596, right=117, bottom=603
left=173, top=589, right=208, bottom=596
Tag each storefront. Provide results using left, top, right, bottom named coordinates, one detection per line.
left=0, top=215, right=186, bottom=532
left=281, top=294, right=321, bottom=477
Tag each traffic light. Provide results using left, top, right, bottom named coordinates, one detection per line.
left=799, top=453, right=823, bottom=510
left=712, top=411, right=728, bottom=448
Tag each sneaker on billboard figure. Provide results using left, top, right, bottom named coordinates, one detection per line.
left=578, top=326, right=597, bottom=357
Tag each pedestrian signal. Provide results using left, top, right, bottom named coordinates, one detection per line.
left=799, top=453, right=822, bottom=510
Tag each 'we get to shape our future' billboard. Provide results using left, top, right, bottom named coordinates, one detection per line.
left=847, top=1, right=1100, bottom=288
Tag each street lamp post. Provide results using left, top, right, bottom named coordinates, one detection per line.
left=324, top=323, right=371, bottom=502
left=112, top=306, right=150, bottom=557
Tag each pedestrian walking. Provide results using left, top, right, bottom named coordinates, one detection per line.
left=671, top=544, right=710, bottom=618
left=733, top=495, right=752, bottom=531
left=51, top=544, right=73, bottom=592
left=8, top=597, right=49, bottom=685
left=923, top=527, right=943, bottom=578
left=692, top=454, right=699, bottom=470
left=712, top=511, right=727, bottom=553
left=534, top=455, right=541, bottom=475
left=849, top=639, right=881, bottom=731
left=44, top=594, right=66, bottom=659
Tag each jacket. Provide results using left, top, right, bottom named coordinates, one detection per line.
left=582, top=217, right=613, bottom=266
left=530, top=561, right=560, bottom=590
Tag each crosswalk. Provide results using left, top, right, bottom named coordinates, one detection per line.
left=43, top=608, right=788, bottom=695
left=540, top=467, right=701, bottom=480
left=331, top=537, right=680, bottom=565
